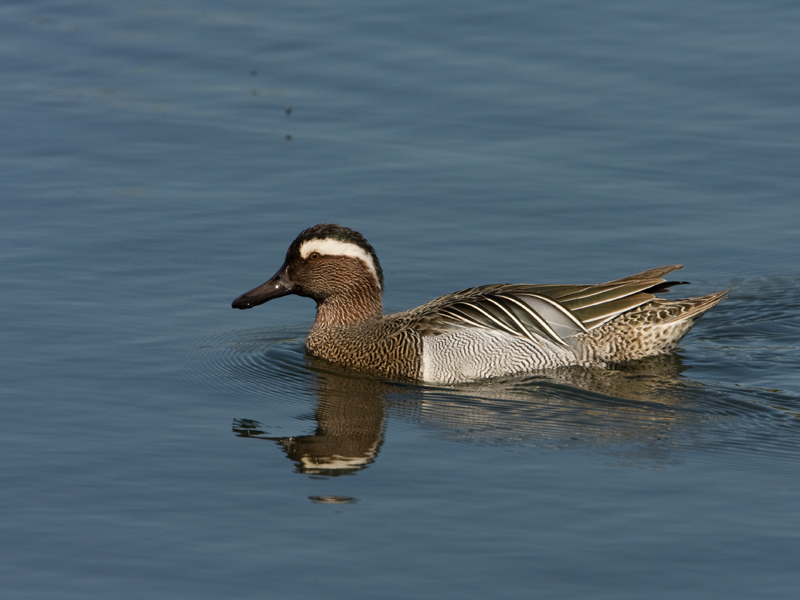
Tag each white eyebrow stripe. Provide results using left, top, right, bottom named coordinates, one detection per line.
left=299, top=238, right=381, bottom=288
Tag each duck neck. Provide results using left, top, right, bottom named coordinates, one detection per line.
left=311, top=283, right=383, bottom=329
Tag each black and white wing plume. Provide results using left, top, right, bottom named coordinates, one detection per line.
left=410, top=265, right=688, bottom=345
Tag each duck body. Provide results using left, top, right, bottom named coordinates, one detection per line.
left=232, top=224, right=728, bottom=384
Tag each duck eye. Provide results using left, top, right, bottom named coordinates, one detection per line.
left=308, top=251, right=321, bottom=261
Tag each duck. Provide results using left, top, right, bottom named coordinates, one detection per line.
left=232, top=224, right=728, bottom=384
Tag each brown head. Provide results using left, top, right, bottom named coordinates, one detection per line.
left=232, top=224, right=385, bottom=325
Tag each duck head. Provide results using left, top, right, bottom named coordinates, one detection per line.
left=232, top=224, right=385, bottom=322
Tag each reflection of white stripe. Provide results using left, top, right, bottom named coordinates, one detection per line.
left=299, top=239, right=381, bottom=288
left=300, top=455, right=372, bottom=470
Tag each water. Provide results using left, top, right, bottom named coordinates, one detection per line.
left=3, top=0, right=800, bottom=598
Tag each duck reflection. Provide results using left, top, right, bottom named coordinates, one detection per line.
left=233, top=367, right=387, bottom=476
left=233, top=351, right=707, bottom=475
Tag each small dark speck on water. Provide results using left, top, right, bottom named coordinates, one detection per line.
left=285, top=107, right=292, bottom=115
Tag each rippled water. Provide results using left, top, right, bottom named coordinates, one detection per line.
left=3, top=0, right=800, bottom=598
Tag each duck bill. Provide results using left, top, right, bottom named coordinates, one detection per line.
left=232, top=264, right=297, bottom=309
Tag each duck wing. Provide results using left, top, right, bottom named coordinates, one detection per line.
left=544, top=264, right=688, bottom=328
left=408, top=265, right=688, bottom=346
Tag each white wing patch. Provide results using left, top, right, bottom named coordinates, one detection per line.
left=299, top=238, right=381, bottom=288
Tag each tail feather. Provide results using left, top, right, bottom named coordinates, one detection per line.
left=601, top=265, right=684, bottom=285
left=578, top=288, right=729, bottom=363
left=662, top=289, right=729, bottom=323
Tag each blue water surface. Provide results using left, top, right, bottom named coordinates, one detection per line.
left=2, top=1, right=800, bottom=598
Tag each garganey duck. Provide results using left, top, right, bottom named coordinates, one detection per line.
left=232, top=224, right=728, bottom=384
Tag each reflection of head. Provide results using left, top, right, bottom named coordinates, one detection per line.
left=233, top=365, right=388, bottom=476
left=285, top=367, right=388, bottom=475
left=278, top=426, right=381, bottom=476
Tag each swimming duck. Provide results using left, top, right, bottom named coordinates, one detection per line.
left=232, top=224, right=727, bottom=384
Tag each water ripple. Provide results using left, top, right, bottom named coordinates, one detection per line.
left=184, top=325, right=312, bottom=411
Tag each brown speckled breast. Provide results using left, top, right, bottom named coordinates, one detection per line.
left=306, top=317, right=423, bottom=380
